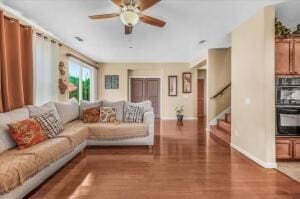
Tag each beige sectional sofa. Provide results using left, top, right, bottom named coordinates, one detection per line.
left=0, top=100, right=154, bottom=199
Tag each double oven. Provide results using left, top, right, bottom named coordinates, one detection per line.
left=276, top=77, right=300, bottom=136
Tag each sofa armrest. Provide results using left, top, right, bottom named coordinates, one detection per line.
left=143, top=111, right=154, bottom=144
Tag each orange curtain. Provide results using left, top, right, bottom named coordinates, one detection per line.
left=0, top=11, right=33, bottom=112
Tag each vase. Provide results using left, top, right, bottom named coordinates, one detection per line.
left=177, top=114, right=183, bottom=121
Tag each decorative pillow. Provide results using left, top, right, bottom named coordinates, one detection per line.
left=26, top=102, right=61, bottom=122
left=79, top=100, right=102, bottom=120
left=83, top=107, right=100, bottom=123
left=54, top=98, right=79, bottom=125
left=124, top=105, right=145, bottom=123
left=102, top=100, right=124, bottom=121
left=34, top=110, right=63, bottom=138
left=124, top=100, right=152, bottom=113
left=0, top=108, right=29, bottom=153
left=100, top=107, right=117, bottom=123
left=8, top=119, right=47, bottom=149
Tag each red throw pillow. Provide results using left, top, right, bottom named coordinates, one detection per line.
left=83, top=107, right=100, bottom=123
left=8, top=118, right=48, bottom=149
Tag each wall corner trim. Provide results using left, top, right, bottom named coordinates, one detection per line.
left=231, top=143, right=277, bottom=169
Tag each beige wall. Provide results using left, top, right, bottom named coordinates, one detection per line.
left=207, top=48, right=231, bottom=121
left=99, top=63, right=198, bottom=119
left=231, top=6, right=276, bottom=165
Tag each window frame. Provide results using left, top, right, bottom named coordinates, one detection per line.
left=68, top=58, right=95, bottom=101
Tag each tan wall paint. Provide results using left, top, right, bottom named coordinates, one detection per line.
left=207, top=48, right=231, bottom=121
left=231, top=6, right=275, bottom=164
left=99, top=63, right=198, bottom=119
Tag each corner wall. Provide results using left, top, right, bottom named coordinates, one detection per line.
left=207, top=48, right=231, bottom=122
left=231, top=6, right=276, bottom=167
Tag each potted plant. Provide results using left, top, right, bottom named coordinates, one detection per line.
left=175, top=106, right=184, bottom=121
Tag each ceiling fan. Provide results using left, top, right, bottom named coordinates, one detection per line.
left=89, top=0, right=166, bottom=34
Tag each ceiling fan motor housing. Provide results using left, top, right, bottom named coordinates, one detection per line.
left=120, top=5, right=140, bottom=26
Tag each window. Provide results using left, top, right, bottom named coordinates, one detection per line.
left=68, top=59, right=97, bottom=101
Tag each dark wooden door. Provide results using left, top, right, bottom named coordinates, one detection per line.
left=197, top=79, right=205, bottom=118
left=131, top=78, right=160, bottom=118
left=293, top=39, right=300, bottom=75
left=275, top=39, right=293, bottom=75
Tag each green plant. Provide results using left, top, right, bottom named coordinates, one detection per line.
left=275, top=18, right=292, bottom=38
left=175, top=106, right=184, bottom=116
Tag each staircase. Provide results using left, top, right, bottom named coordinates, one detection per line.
left=210, top=113, right=231, bottom=145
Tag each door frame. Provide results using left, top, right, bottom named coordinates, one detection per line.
left=129, top=76, right=163, bottom=118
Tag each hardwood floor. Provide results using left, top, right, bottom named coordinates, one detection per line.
left=26, top=119, right=300, bottom=199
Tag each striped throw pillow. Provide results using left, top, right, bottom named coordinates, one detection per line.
left=124, top=105, right=145, bottom=123
left=34, top=110, right=63, bottom=138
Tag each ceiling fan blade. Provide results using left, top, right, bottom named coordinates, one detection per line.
left=125, top=26, right=133, bottom=34
left=89, top=13, right=120, bottom=20
left=137, top=0, right=161, bottom=11
left=111, top=0, right=123, bottom=7
left=140, top=15, right=166, bottom=27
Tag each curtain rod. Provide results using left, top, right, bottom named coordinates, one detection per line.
left=35, top=32, right=62, bottom=46
left=66, top=53, right=98, bottom=69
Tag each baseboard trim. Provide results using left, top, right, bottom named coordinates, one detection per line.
left=231, top=143, right=277, bottom=169
left=161, top=117, right=198, bottom=120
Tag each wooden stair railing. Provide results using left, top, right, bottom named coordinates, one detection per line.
left=210, top=83, right=231, bottom=100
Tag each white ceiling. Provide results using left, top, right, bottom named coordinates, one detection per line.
left=0, top=0, right=288, bottom=63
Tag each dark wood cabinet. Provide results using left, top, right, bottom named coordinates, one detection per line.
left=276, top=137, right=300, bottom=161
left=294, top=39, right=300, bottom=74
left=275, top=38, right=300, bottom=75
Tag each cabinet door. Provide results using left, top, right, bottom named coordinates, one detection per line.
left=293, top=39, right=300, bottom=75
left=275, top=39, right=293, bottom=75
left=293, top=139, right=300, bottom=159
left=276, top=139, right=293, bottom=159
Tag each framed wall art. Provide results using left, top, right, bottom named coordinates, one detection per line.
left=105, top=75, right=119, bottom=89
left=168, top=76, right=177, bottom=96
left=182, top=72, right=192, bottom=93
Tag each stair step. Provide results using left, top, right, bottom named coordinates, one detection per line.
left=210, top=126, right=231, bottom=145
left=218, top=119, right=231, bottom=132
left=225, top=113, right=231, bottom=123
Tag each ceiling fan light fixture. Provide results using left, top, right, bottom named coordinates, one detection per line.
left=120, top=10, right=139, bottom=26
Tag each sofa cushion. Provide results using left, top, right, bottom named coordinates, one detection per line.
left=0, top=136, right=74, bottom=194
left=58, top=120, right=89, bottom=147
left=54, top=98, right=79, bottom=125
left=34, top=110, right=63, bottom=138
left=124, top=100, right=152, bottom=112
left=124, top=105, right=145, bottom=123
left=88, top=123, right=148, bottom=140
left=100, top=107, right=117, bottom=123
left=102, top=100, right=124, bottom=121
left=79, top=100, right=102, bottom=120
left=0, top=108, right=29, bottom=153
left=0, top=152, right=43, bottom=194
left=27, top=102, right=61, bottom=123
left=83, top=107, right=100, bottom=123
left=8, top=119, right=48, bottom=149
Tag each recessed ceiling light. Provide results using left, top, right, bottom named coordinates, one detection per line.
left=74, top=36, right=84, bottom=42
left=199, top=40, right=207, bottom=45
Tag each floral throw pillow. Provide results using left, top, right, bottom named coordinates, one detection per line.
left=100, top=107, right=117, bottom=123
left=8, top=119, right=47, bottom=149
left=84, top=107, right=100, bottom=123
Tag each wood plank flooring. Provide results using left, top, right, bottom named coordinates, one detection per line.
left=26, top=119, right=300, bottom=199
